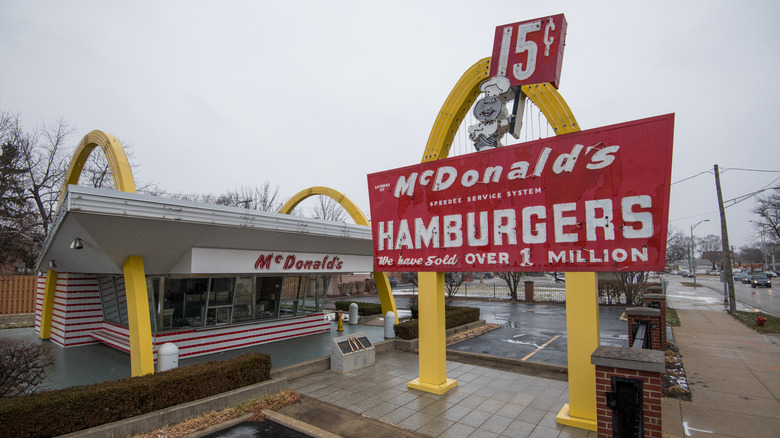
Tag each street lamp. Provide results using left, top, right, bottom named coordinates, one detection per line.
left=690, top=219, right=710, bottom=285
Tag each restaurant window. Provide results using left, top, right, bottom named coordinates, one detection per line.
left=255, top=276, right=282, bottom=319
left=161, top=278, right=208, bottom=329
left=205, top=277, right=235, bottom=326
left=98, top=275, right=128, bottom=326
left=232, top=277, right=254, bottom=323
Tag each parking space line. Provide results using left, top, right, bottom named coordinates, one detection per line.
left=521, top=335, right=560, bottom=361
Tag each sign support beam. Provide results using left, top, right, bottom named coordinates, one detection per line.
left=556, top=272, right=599, bottom=430
left=408, top=272, right=457, bottom=394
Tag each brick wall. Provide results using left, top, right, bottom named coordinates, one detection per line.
left=591, top=346, right=664, bottom=438
left=626, top=307, right=661, bottom=350
left=643, top=293, right=667, bottom=348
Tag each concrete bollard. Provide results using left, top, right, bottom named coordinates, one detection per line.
left=384, top=311, right=395, bottom=338
left=349, top=303, right=359, bottom=325
left=156, top=342, right=179, bottom=372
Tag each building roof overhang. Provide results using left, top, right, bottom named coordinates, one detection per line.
left=36, top=186, right=373, bottom=275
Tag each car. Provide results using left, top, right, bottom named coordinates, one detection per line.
left=741, top=275, right=754, bottom=284
left=709, top=269, right=721, bottom=275
left=762, top=271, right=778, bottom=278
left=750, top=274, right=771, bottom=288
left=682, top=272, right=696, bottom=278
left=734, top=273, right=750, bottom=283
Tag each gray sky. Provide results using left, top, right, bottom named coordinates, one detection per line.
left=2, top=1, right=779, bottom=250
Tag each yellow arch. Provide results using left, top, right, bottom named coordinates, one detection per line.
left=280, top=187, right=399, bottom=323
left=280, top=186, right=369, bottom=225
left=43, top=130, right=154, bottom=377
left=421, top=57, right=579, bottom=163
left=415, top=58, right=597, bottom=431
left=57, top=130, right=137, bottom=206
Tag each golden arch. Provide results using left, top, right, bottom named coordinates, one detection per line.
left=57, top=130, right=137, bottom=206
left=43, top=130, right=154, bottom=377
left=421, top=57, right=579, bottom=163
left=412, top=57, right=597, bottom=433
left=280, top=186, right=399, bottom=323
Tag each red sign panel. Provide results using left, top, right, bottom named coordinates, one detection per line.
left=367, top=114, right=674, bottom=273
left=489, top=14, right=567, bottom=88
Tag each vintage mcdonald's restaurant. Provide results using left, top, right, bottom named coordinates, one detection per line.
left=34, top=132, right=398, bottom=377
left=34, top=12, right=676, bottom=434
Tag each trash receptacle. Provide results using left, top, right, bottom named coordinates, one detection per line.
left=156, top=342, right=179, bottom=372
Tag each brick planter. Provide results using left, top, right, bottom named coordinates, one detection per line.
left=591, top=346, right=664, bottom=438
left=642, top=293, right=667, bottom=348
left=625, top=307, right=661, bottom=350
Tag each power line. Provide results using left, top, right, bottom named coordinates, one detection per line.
left=671, top=170, right=711, bottom=185
left=720, top=167, right=780, bottom=174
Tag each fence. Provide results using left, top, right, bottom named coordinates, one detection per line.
left=402, top=277, right=657, bottom=305
left=0, top=275, right=38, bottom=314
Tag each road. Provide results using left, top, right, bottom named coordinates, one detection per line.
left=689, top=275, right=779, bottom=317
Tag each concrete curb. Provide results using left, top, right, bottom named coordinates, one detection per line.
left=60, top=378, right=287, bottom=438
left=183, top=413, right=254, bottom=438
left=446, top=349, right=569, bottom=380
left=263, top=409, right=341, bottom=438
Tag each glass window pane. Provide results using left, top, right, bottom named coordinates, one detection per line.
left=255, top=276, right=281, bottom=319
left=164, top=278, right=208, bottom=328
left=232, top=277, right=253, bottom=323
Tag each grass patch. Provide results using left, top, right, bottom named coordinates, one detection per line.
left=728, top=311, right=780, bottom=333
left=680, top=282, right=703, bottom=287
left=666, top=307, right=680, bottom=327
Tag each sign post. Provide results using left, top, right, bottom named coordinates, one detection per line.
left=367, top=15, right=673, bottom=432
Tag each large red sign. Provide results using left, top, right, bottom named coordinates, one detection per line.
left=367, top=114, right=674, bottom=272
left=489, top=14, right=567, bottom=89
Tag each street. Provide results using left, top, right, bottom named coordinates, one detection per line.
left=688, top=275, right=779, bottom=317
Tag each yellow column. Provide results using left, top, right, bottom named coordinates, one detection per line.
left=408, top=271, right=457, bottom=394
left=38, top=269, right=58, bottom=339
left=556, top=272, right=599, bottom=430
left=374, top=271, right=399, bottom=324
left=123, top=256, right=155, bottom=376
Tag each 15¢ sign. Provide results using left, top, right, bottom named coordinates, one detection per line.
left=490, top=14, right=567, bottom=89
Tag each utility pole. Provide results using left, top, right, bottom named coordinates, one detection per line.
left=714, top=164, right=736, bottom=312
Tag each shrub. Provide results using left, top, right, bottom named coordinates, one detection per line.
left=334, top=301, right=383, bottom=316
left=0, top=353, right=271, bottom=438
left=0, top=339, right=55, bottom=398
left=393, top=306, right=480, bottom=340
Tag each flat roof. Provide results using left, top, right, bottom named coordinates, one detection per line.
left=37, top=186, right=373, bottom=275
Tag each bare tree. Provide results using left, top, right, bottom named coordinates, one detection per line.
left=752, top=188, right=780, bottom=244
left=444, top=272, right=464, bottom=305
left=400, top=272, right=418, bottom=288
left=20, top=118, right=75, bottom=232
left=697, top=234, right=722, bottom=254
left=665, top=227, right=690, bottom=267
left=0, top=112, right=73, bottom=271
left=312, top=195, right=346, bottom=222
left=164, top=182, right=285, bottom=213
left=0, top=339, right=55, bottom=397
left=496, top=271, right=525, bottom=300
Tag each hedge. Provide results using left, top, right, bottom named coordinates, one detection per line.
left=0, top=353, right=271, bottom=438
left=393, top=306, right=480, bottom=340
left=334, top=301, right=383, bottom=316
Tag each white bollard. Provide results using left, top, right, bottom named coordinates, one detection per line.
left=349, top=303, right=359, bottom=325
left=384, top=311, right=395, bottom=338
left=156, top=342, right=179, bottom=372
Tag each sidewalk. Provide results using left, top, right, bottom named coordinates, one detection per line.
left=663, top=278, right=780, bottom=437
left=286, top=350, right=579, bottom=438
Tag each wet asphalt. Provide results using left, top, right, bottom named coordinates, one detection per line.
left=330, top=296, right=628, bottom=367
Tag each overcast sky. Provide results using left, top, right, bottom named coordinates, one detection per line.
left=2, top=1, right=779, bottom=250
